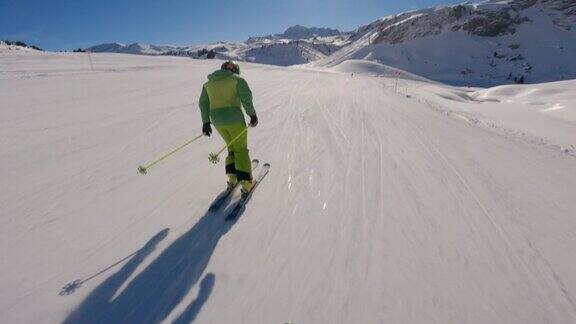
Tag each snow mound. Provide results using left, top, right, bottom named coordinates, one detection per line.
left=331, top=59, right=432, bottom=82
left=412, top=78, right=576, bottom=152
left=473, top=81, right=573, bottom=102
left=471, top=80, right=576, bottom=120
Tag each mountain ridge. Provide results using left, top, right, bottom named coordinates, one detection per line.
left=86, top=25, right=349, bottom=66
left=315, top=0, right=576, bottom=86
left=85, top=0, right=576, bottom=85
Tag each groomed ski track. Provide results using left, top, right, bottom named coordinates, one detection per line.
left=1, top=52, right=576, bottom=323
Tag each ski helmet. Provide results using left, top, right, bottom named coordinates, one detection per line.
left=221, top=60, right=240, bottom=74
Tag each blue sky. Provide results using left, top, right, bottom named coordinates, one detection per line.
left=1, top=0, right=464, bottom=51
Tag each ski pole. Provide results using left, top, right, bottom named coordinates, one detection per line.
left=138, top=134, right=203, bottom=175
left=208, top=128, right=248, bottom=164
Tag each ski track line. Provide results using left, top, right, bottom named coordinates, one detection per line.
left=358, top=82, right=369, bottom=281
left=312, top=75, right=355, bottom=249
left=255, top=75, right=320, bottom=314
left=328, top=78, right=351, bottom=148
left=261, top=73, right=317, bottom=264
left=339, top=76, right=364, bottom=291
left=358, top=81, right=385, bottom=280
left=312, top=88, right=347, bottom=156
left=287, top=75, right=358, bottom=322
left=392, top=102, right=576, bottom=318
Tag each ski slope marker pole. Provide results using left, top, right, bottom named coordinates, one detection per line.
left=86, top=49, right=94, bottom=72
left=138, top=134, right=203, bottom=175
left=208, top=128, right=248, bottom=164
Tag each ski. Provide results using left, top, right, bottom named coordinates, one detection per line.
left=208, top=159, right=259, bottom=212
left=225, top=162, right=270, bottom=221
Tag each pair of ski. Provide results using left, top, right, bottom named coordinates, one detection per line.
left=209, top=159, right=270, bottom=221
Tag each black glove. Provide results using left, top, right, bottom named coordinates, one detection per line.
left=249, top=115, right=258, bottom=127
left=202, top=122, right=212, bottom=136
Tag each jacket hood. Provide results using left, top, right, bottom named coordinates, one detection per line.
left=208, top=69, right=233, bottom=81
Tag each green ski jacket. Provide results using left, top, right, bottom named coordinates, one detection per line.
left=199, top=69, right=256, bottom=126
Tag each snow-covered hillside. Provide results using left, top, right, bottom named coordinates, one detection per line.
left=316, top=0, right=576, bottom=86
left=2, top=43, right=576, bottom=323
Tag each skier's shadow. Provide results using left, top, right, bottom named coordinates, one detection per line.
left=65, top=193, right=246, bottom=324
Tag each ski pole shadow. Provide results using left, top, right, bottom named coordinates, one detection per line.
left=61, top=228, right=169, bottom=315
left=59, top=233, right=169, bottom=297
left=65, top=195, right=246, bottom=324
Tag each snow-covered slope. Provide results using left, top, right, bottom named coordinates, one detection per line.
left=2, top=47, right=576, bottom=323
left=315, top=0, right=576, bottom=86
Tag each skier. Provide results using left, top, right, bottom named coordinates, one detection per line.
left=199, top=61, right=258, bottom=194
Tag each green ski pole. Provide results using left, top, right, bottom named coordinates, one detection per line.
left=208, top=128, right=248, bottom=164
left=138, top=134, right=203, bottom=175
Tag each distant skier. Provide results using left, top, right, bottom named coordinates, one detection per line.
left=199, top=61, right=258, bottom=194
left=518, top=75, right=525, bottom=84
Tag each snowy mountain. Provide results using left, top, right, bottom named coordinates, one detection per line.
left=88, top=42, right=178, bottom=55
left=84, top=1, right=576, bottom=85
left=276, top=25, right=342, bottom=39
left=315, top=0, right=576, bottom=86
left=87, top=26, right=350, bottom=66
left=0, top=40, right=42, bottom=52
left=159, top=42, right=248, bottom=60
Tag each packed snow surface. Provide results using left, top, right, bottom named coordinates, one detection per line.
left=1, top=50, right=576, bottom=323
